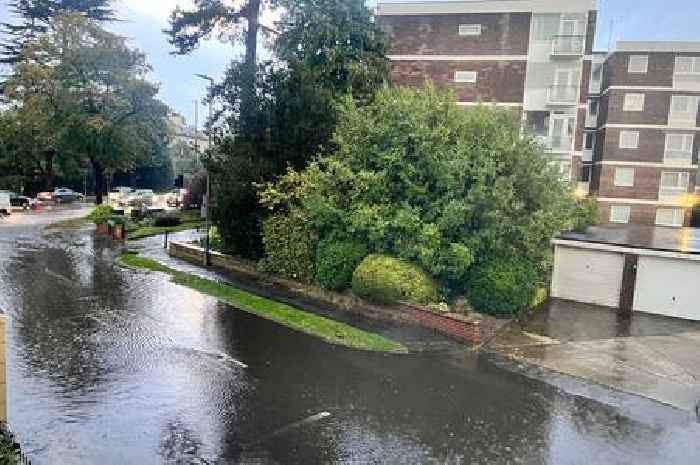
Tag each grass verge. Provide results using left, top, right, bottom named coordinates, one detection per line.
left=118, top=253, right=407, bottom=353
left=46, top=208, right=96, bottom=229
left=127, top=222, right=203, bottom=241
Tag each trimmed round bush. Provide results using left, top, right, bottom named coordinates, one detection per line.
left=89, top=205, right=114, bottom=225
left=260, top=209, right=316, bottom=282
left=352, top=254, right=439, bottom=305
left=154, top=213, right=181, bottom=227
left=466, top=257, right=540, bottom=317
left=316, top=240, right=368, bottom=290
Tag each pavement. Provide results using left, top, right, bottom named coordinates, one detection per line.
left=487, top=299, right=700, bottom=414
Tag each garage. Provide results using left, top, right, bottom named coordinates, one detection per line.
left=551, top=246, right=624, bottom=308
left=634, top=256, right=700, bottom=320
left=551, top=226, right=700, bottom=321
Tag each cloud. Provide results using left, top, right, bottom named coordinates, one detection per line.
left=117, top=0, right=194, bottom=22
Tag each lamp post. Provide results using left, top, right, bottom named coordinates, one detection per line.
left=195, top=74, right=215, bottom=266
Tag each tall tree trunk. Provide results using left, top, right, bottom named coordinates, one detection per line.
left=240, top=0, right=260, bottom=133
left=92, top=158, right=105, bottom=205
left=44, top=151, right=55, bottom=191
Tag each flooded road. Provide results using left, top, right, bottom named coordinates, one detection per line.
left=1, top=209, right=698, bottom=464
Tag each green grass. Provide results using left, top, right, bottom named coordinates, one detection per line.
left=118, top=253, right=407, bottom=353
left=127, top=222, right=203, bottom=240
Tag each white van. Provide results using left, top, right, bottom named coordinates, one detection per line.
left=0, top=192, right=11, bottom=216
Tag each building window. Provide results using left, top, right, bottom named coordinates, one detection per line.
left=458, top=24, right=482, bottom=36
left=659, top=171, right=690, bottom=199
left=623, top=93, right=645, bottom=112
left=664, top=133, right=694, bottom=165
left=675, top=56, right=700, bottom=74
left=655, top=208, right=685, bottom=227
left=585, top=132, right=595, bottom=150
left=614, top=167, right=635, bottom=187
left=588, top=99, right=599, bottom=116
left=580, top=165, right=591, bottom=182
left=628, top=55, right=649, bottom=74
left=591, top=63, right=603, bottom=83
left=610, top=205, right=631, bottom=224
left=669, top=95, right=700, bottom=124
left=454, top=71, right=477, bottom=83
left=619, top=130, right=639, bottom=149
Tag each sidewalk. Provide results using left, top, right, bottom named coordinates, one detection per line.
left=487, top=299, right=700, bottom=413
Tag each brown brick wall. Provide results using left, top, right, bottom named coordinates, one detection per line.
left=580, top=60, right=591, bottom=104
left=605, top=90, right=672, bottom=125
left=602, top=128, right=700, bottom=164
left=574, top=107, right=586, bottom=151
left=380, top=13, right=531, bottom=56
left=585, top=10, right=597, bottom=55
left=597, top=165, right=696, bottom=200
left=599, top=203, right=692, bottom=227
left=605, top=52, right=675, bottom=87
left=391, top=60, right=526, bottom=102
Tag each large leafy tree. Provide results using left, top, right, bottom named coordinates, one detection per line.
left=261, top=85, right=589, bottom=294
left=4, top=13, right=168, bottom=202
left=1, top=0, right=114, bottom=64
left=204, top=0, right=389, bottom=257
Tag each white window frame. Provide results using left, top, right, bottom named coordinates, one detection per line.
left=669, top=95, right=699, bottom=124
left=610, top=205, right=631, bottom=224
left=619, top=130, right=639, bottom=149
left=623, top=93, right=645, bottom=112
left=458, top=24, right=482, bottom=36
left=659, top=171, right=690, bottom=199
left=454, top=71, right=478, bottom=83
left=675, top=56, right=700, bottom=74
left=613, top=167, right=635, bottom=187
left=584, top=132, right=596, bottom=150
left=628, top=55, right=649, bottom=74
left=664, top=133, right=694, bottom=165
left=655, top=208, right=685, bottom=227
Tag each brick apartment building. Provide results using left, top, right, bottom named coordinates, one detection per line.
left=585, top=42, right=700, bottom=227
left=377, top=0, right=598, bottom=180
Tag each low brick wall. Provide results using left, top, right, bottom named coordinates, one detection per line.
left=169, top=241, right=505, bottom=345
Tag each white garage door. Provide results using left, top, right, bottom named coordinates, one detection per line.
left=551, top=245, right=625, bottom=308
left=634, top=256, right=700, bottom=321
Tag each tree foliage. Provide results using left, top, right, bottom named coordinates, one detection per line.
left=262, top=85, right=591, bottom=297
left=1, top=0, right=115, bottom=64
left=207, top=0, right=388, bottom=258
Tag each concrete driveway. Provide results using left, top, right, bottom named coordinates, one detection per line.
left=488, top=299, right=700, bottom=414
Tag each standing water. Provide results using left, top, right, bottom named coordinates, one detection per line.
left=1, top=208, right=698, bottom=464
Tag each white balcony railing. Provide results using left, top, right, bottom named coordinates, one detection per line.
left=548, top=136, right=573, bottom=152
left=664, top=150, right=694, bottom=166
left=551, top=35, right=585, bottom=56
left=659, top=187, right=688, bottom=201
left=547, top=86, right=578, bottom=105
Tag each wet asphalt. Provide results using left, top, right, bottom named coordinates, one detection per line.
left=0, top=208, right=698, bottom=465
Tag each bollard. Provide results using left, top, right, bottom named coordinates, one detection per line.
left=164, top=230, right=169, bottom=249
left=0, top=313, right=6, bottom=423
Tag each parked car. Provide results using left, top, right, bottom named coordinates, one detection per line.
left=0, top=191, right=32, bottom=209
left=37, top=191, right=54, bottom=202
left=0, top=192, right=11, bottom=216
left=109, top=187, right=133, bottom=207
left=54, top=188, right=83, bottom=203
left=126, top=189, right=154, bottom=207
left=166, top=189, right=188, bottom=208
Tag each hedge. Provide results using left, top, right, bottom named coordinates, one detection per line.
left=466, top=256, right=540, bottom=317
left=352, top=254, right=439, bottom=305
left=316, top=240, right=367, bottom=290
left=260, top=208, right=316, bottom=282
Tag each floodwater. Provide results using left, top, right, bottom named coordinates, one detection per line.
left=1, top=209, right=698, bottom=464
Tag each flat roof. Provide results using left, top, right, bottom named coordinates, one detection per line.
left=616, top=41, right=700, bottom=53
left=558, top=226, right=700, bottom=255
left=377, top=0, right=597, bottom=15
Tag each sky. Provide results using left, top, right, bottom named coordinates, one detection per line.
left=1, top=0, right=700, bottom=126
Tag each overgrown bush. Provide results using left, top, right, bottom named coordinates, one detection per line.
left=88, top=205, right=114, bottom=224
left=154, top=213, right=181, bottom=227
left=316, top=240, right=368, bottom=290
left=466, top=257, right=540, bottom=317
left=260, top=209, right=316, bottom=282
left=352, top=254, right=439, bottom=305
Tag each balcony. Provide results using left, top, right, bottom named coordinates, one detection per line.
left=551, top=35, right=585, bottom=57
left=663, top=149, right=694, bottom=166
left=547, top=135, right=573, bottom=153
left=547, top=86, right=578, bottom=106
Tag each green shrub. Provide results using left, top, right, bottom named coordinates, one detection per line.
left=352, top=254, right=439, bottom=305
left=260, top=209, right=316, bottom=282
left=154, top=213, right=181, bottom=227
left=88, top=205, right=114, bottom=224
left=107, top=215, right=126, bottom=226
left=466, top=257, right=540, bottom=317
left=316, top=240, right=368, bottom=290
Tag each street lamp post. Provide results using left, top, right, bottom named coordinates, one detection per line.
left=195, top=74, right=215, bottom=267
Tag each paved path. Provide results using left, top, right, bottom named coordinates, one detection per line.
left=489, top=300, right=700, bottom=413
